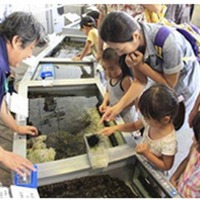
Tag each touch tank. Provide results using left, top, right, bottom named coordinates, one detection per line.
left=13, top=77, right=181, bottom=198
left=44, top=35, right=85, bottom=59
left=26, top=83, right=125, bottom=163
left=37, top=155, right=181, bottom=198
left=13, top=74, right=135, bottom=183
left=30, top=33, right=86, bottom=61
left=31, top=60, right=96, bottom=81
left=22, top=34, right=98, bottom=83
left=12, top=30, right=181, bottom=198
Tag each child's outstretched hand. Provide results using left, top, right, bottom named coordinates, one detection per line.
left=72, top=54, right=82, bottom=61
left=99, top=104, right=121, bottom=124
left=135, top=143, right=149, bottom=155
left=98, top=126, right=118, bottom=136
left=99, top=103, right=107, bottom=113
left=17, top=125, right=38, bottom=136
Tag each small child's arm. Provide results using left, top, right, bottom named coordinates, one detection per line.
left=99, top=90, right=109, bottom=113
left=189, top=92, right=200, bottom=127
left=136, top=143, right=175, bottom=170
left=72, top=40, right=92, bottom=61
left=170, top=145, right=193, bottom=188
left=99, top=119, right=143, bottom=136
left=170, top=156, right=189, bottom=188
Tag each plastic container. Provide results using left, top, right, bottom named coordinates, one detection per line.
left=40, top=63, right=54, bottom=80
left=14, top=164, right=38, bottom=188
left=84, top=133, right=109, bottom=169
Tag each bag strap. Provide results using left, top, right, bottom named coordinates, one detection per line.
left=154, top=24, right=200, bottom=63
left=176, top=27, right=200, bottom=62
left=154, top=26, right=171, bottom=58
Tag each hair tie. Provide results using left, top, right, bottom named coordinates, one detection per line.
left=178, top=95, right=184, bottom=102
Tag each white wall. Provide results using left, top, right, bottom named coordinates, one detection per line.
left=0, top=4, right=65, bottom=34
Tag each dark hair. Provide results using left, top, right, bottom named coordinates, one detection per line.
left=119, top=54, right=134, bottom=78
left=102, top=47, right=119, bottom=63
left=86, top=10, right=100, bottom=24
left=80, top=16, right=96, bottom=29
left=102, top=47, right=133, bottom=77
left=0, top=11, right=48, bottom=48
left=138, top=84, right=185, bottom=131
left=99, top=11, right=141, bottom=43
left=192, top=111, right=200, bottom=152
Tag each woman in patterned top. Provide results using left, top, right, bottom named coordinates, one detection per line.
left=170, top=111, right=200, bottom=198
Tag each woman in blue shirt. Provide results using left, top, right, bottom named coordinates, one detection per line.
left=0, top=12, right=48, bottom=177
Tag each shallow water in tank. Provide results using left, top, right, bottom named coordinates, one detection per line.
left=27, top=84, right=124, bottom=162
left=27, top=90, right=102, bottom=159
left=46, top=38, right=84, bottom=58
left=29, top=95, right=99, bottom=134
